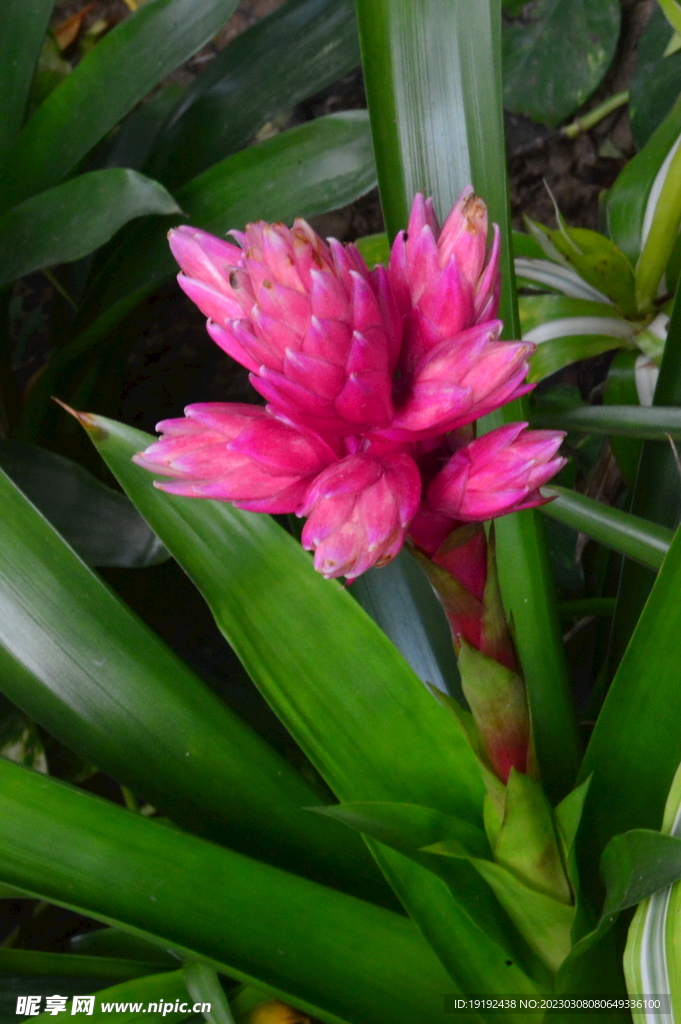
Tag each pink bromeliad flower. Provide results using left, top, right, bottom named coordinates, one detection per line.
left=135, top=188, right=566, bottom=581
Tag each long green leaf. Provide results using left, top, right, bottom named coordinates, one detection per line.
left=147, top=0, right=361, bottom=189
left=609, top=282, right=681, bottom=667
left=20, top=113, right=376, bottom=441
left=0, top=465, right=386, bottom=901
left=0, top=758, right=456, bottom=1024
left=0, top=0, right=54, bottom=155
left=580, top=522, right=681, bottom=860
left=0, top=0, right=236, bottom=209
left=606, top=96, right=681, bottom=266
left=81, top=414, right=550, bottom=999
left=530, top=404, right=681, bottom=440
left=0, top=169, right=179, bottom=289
left=0, top=949, right=172, bottom=983
left=540, top=486, right=673, bottom=571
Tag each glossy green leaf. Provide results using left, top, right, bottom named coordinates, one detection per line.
left=0, top=465, right=385, bottom=900
left=635, top=134, right=681, bottom=310
left=0, top=440, right=169, bottom=568
left=530, top=403, right=681, bottom=440
left=602, top=830, right=681, bottom=916
left=519, top=295, right=621, bottom=336
left=0, top=0, right=237, bottom=209
left=357, top=0, right=578, bottom=804
left=425, top=842, right=574, bottom=975
left=0, top=169, right=180, bottom=289
left=147, top=0, right=361, bottom=189
left=0, top=758, right=455, bottom=1024
left=99, top=85, right=186, bottom=174
left=528, top=335, right=626, bottom=384
left=183, top=963, right=235, bottom=1024
left=502, top=0, right=620, bottom=128
left=513, top=256, right=612, bottom=302
left=630, top=8, right=681, bottom=149
left=0, top=0, right=54, bottom=154
left=580, top=522, right=681, bottom=861
left=80, top=413, right=557, bottom=996
left=350, top=548, right=462, bottom=698
left=23, top=113, right=377, bottom=441
left=71, top=930, right=178, bottom=968
left=540, top=485, right=673, bottom=571
left=313, top=801, right=490, bottom=860
left=606, top=97, right=681, bottom=266
left=0, top=949, right=173, bottom=983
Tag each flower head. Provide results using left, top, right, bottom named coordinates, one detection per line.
left=137, top=189, right=565, bottom=580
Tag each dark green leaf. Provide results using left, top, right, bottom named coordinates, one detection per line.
left=540, top=485, right=673, bottom=570
left=147, top=0, right=361, bottom=189
left=0, top=440, right=169, bottom=567
left=601, top=830, right=681, bottom=916
left=0, top=170, right=180, bottom=288
left=603, top=351, right=644, bottom=487
left=530, top=403, right=681, bottom=440
left=580, top=523, right=681, bottom=861
left=350, top=549, right=462, bottom=699
left=606, top=97, right=681, bottom=266
left=0, top=0, right=54, bottom=154
left=0, top=758, right=455, bottom=1024
left=70, top=930, right=178, bottom=968
left=312, top=801, right=490, bottom=859
left=0, top=949, right=173, bottom=983
left=0, top=465, right=385, bottom=900
left=630, top=8, right=681, bottom=150
left=0, top=0, right=237, bottom=209
left=99, top=85, right=186, bottom=173
left=502, top=0, right=620, bottom=128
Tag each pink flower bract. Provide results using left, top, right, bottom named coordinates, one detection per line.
left=136, top=189, right=566, bottom=579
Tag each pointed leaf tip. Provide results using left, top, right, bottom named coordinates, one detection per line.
left=53, top=399, right=109, bottom=441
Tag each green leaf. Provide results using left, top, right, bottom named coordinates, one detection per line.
left=312, top=801, right=490, bottom=859
left=629, top=8, right=681, bottom=149
left=0, top=0, right=237, bottom=209
left=0, top=949, right=173, bottom=983
left=494, top=772, right=571, bottom=905
left=608, top=282, right=681, bottom=673
left=528, top=335, right=627, bottom=385
left=545, top=226, right=637, bottom=316
left=147, top=0, right=361, bottom=189
left=540, top=485, right=673, bottom=571
left=529, top=403, right=681, bottom=440
left=580, top=522, right=681, bottom=861
left=33, top=972, right=196, bottom=1024
left=502, top=0, right=620, bottom=128
left=425, top=842, right=574, bottom=975
left=70, top=930, right=179, bottom=968
left=603, top=350, right=643, bottom=487
left=606, top=96, right=681, bottom=266
left=0, top=0, right=54, bottom=154
left=602, top=830, right=681, bottom=916
left=635, top=134, right=681, bottom=310
left=183, top=963, right=235, bottom=1024
left=0, top=465, right=385, bottom=900
left=0, top=169, right=180, bottom=289
left=0, top=757, right=455, bottom=1024
left=350, top=548, right=462, bottom=699
left=0, top=440, right=169, bottom=568
left=354, top=232, right=390, bottom=269
left=78, top=413, right=558, bottom=997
